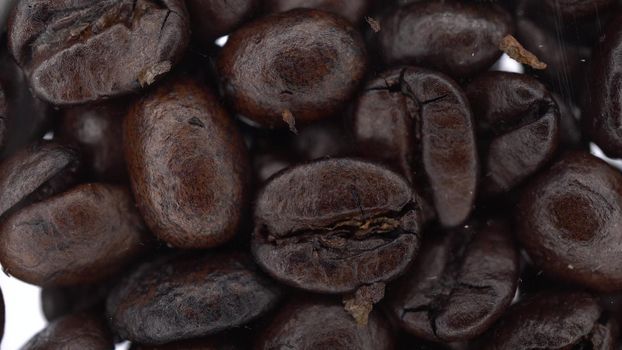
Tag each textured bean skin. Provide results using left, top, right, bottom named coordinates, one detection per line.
left=516, top=153, right=622, bottom=292
left=186, top=0, right=258, bottom=45
left=0, top=141, right=81, bottom=219
left=218, top=9, right=367, bottom=128
left=8, top=0, right=190, bottom=105
left=107, top=252, right=281, bottom=345
left=466, top=72, right=559, bottom=196
left=388, top=220, right=519, bottom=342
left=263, top=0, right=372, bottom=23
left=0, top=183, right=148, bottom=286
left=378, top=2, right=513, bottom=78
left=124, top=79, right=249, bottom=249
left=22, top=313, right=114, bottom=350
left=255, top=299, right=394, bottom=350
left=252, top=158, right=424, bottom=293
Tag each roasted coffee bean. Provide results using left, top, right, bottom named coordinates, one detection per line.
left=388, top=220, right=519, bottom=342
left=0, top=183, right=148, bottom=286
left=252, top=158, right=424, bottom=294
left=41, top=281, right=113, bottom=321
left=482, top=291, right=617, bottom=349
left=131, top=335, right=241, bottom=350
left=22, top=313, right=114, bottom=350
left=466, top=71, right=560, bottom=196
left=124, top=78, right=249, bottom=249
left=218, top=9, right=367, bottom=128
left=8, top=0, right=190, bottom=105
left=378, top=2, right=513, bottom=79
left=0, top=141, right=81, bottom=219
left=255, top=299, right=394, bottom=350
left=516, top=152, right=622, bottom=292
left=263, top=0, right=372, bottom=23
left=186, top=0, right=258, bottom=46
left=107, top=251, right=281, bottom=344
left=353, top=67, right=478, bottom=226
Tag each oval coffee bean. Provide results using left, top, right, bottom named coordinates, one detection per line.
left=22, top=313, right=114, bottom=350
left=263, top=0, right=372, bottom=23
left=0, top=141, right=81, bottom=219
left=218, top=9, right=367, bottom=128
left=8, top=0, right=190, bottom=105
left=516, top=152, right=622, bottom=292
left=252, top=158, right=424, bottom=294
left=124, top=79, right=249, bottom=249
left=483, top=291, right=616, bottom=349
left=388, top=220, right=519, bottom=342
left=378, top=2, right=513, bottom=79
left=354, top=67, right=478, bottom=227
left=0, top=183, right=148, bottom=286
left=466, top=71, right=560, bottom=196
left=186, top=0, right=258, bottom=46
left=107, top=251, right=281, bottom=344
left=255, top=299, right=394, bottom=350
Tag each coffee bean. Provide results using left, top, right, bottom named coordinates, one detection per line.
left=255, top=299, right=394, bottom=350
left=466, top=71, right=560, bottom=196
left=0, top=183, right=149, bottom=286
left=186, top=0, right=258, bottom=46
left=218, top=9, right=367, bottom=128
left=124, top=78, right=249, bottom=249
left=8, top=0, right=190, bottom=105
left=378, top=2, right=513, bottom=79
left=516, top=152, right=622, bottom=292
left=388, top=220, right=519, bottom=342
left=263, top=0, right=372, bottom=23
left=22, top=313, right=114, bottom=350
left=107, top=251, right=281, bottom=344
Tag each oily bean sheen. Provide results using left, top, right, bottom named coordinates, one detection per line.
left=252, top=158, right=424, bottom=293
left=255, top=299, right=394, bottom=350
left=124, top=79, right=249, bottom=249
left=0, top=141, right=81, bottom=219
left=466, top=72, right=560, bottom=196
left=483, top=291, right=616, bottom=349
left=218, top=9, right=367, bottom=128
left=379, top=2, right=513, bottom=79
left=107, top=252, right=281, bottom=344
left=0, top=183, right=148, bottom=286
left=516, top=152, right=622, bottom=292
left=388, top=220, right=519, bottom=342
left=354, top=67, right=478, bottom=227
left=585, top=15, right=622, bottom=158
left=22, top=313, right=114, bottom=350
left=8, top=0, right=190, bottom=105
left=263, top=0, right=372, bottom=23
left=186, top=0, right=258, bottom=45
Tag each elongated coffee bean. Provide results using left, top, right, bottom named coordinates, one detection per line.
left=22, top=313, right=114, bottom=350
left=124, top=79, right=249, bottom=249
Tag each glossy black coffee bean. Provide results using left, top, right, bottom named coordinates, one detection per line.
left=22, top=313, right=114, bottom=350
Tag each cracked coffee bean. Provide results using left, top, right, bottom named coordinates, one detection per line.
left=352, top=67, right=478, bottom=227
left=22, top=313, right=114, bottom=350
left=218, top=8, right=367, bottom=128
left=186, top=0, right=258, bottom=46
left=0, top=183, right=149, bottom=286
left=124, top=78, right=249, bottom=249
left=263, top=0, right=372, bottom=23
left=388, top=220, right=519, bottom=342
left=516, top=152, right=622, bottom=292
left=107, top=251, right=281, bottom=344
left=8, top=0, right=190, bottom=105
left=466, top=71, right=560, bottom=196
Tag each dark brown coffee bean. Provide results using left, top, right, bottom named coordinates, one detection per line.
left=131, top=335, right=241, bottom=350
left=41, top=281, right=113, bottom=321
left=218, top=9, right=367, bottom=128
left=252, top=158, right=424, bottom=294
left=388, top=220, right=519, bottom=342
left=124, top=78, right=249, bottom=249
left=22, top=313, right=114, bottom=350
left=263, top=0, right=372, bottom=23
left=8, top=0, right=190, bottom=105
left=186, top=0, right=258, bottom=46
left=378, top=2, right=513, bottom=79
left=107, top=251, right=281, bottom=344
left=516, top=152, right=622, bottom=292
left=0, top=183, right=148, bottom=286
left=353, top=67, right=478, bottom=227
left=0, top=141, right=81, bottom=219
left=255, top=299, right=394, bottom=350
left=466, top=72, right=560, bottom=196
left=483, top=291, right=616, bottom=350
left=58, top=101, right=127, bottom=182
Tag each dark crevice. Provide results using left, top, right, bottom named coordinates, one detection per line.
left=188, top=117, right=205, bottom=128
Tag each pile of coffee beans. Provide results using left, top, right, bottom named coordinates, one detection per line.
left=0, top=0, right=621, bottom=349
